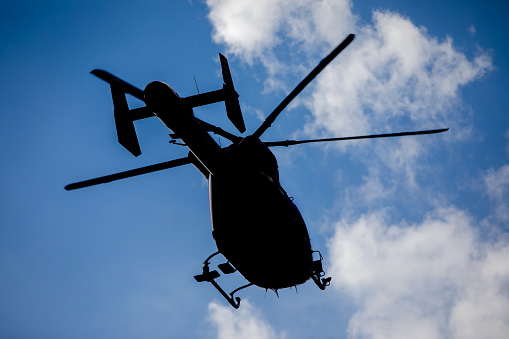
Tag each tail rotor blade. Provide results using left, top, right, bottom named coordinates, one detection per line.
left=264, top=128, right=449, bottom=147
left=252, top=34, right=355, bottom=139
left=65, top=156, right=192, bottom=190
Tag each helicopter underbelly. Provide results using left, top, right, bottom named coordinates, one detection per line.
left=209, top=171, right=313, bottom=289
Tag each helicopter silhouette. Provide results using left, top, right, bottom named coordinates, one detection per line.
left=65, top=34, right=447, bottom=308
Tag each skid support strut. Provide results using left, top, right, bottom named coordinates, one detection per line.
left=194, top=252, right=251, bottom=309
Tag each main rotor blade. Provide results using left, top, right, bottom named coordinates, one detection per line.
left=91, top=69, right=145, bottom=101
left=252, top=34, right=355, bottom=139
left=263, top=128, right=449, bottom=147
left=195, top=118, right=241, bottom=143
left=65, top=156, right=192, bottom=190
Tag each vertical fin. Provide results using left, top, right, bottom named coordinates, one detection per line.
left=110, top=85, right=141, bottom=156
left=219, top=53, right=246, bottom=133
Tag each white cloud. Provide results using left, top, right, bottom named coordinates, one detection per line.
left=305, top=8, right=494, bottom=188
left=206, top=0, right=284, bottom=63
left=206, top=1, right=493, bottom=190
left=208, top=300, right=286, bottom=339
left=328, top=207, right=509, bottom=339
left=207, top=0, right=356, bottom=92
left=304, top=10, right=492, bottom=140
left=204, top=2, right=504, bottom=339
left=207, top=0, right=355, bottom=60
left=357, top=168, right=395, bottom=204
left=207, top=1, right=492, bottom=136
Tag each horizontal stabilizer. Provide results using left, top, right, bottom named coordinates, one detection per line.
left=219, top=54, right=246, bottom=133
left=91, top=69, right=145, bottom=101
left=92, top=70, right=155, bottom=156
left=65, top=156, right=192, bottom=190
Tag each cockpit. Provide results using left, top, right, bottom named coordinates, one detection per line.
left=224, top=136, right=279, bottom=184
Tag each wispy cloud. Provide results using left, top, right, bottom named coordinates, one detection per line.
left=468, top=24, right=476, bottom=38
left=483, top=164, right=509, bottom=222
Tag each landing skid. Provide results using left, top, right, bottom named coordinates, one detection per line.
left=195, top=250, right=331, bottom=308
left=194, top=251, right=252, bottom=309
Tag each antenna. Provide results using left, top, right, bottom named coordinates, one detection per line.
left=193, top=75, right=200, bottom=94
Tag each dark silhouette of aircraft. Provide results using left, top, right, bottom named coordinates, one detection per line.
left=65, top=34, right=447, bottom=308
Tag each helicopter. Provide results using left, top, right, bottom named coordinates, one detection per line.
left=65, top=33, right=448, bottom=308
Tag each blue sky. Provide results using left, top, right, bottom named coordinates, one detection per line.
left=1, top=1, right=508, bottom=338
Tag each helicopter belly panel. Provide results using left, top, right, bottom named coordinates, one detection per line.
left=209, top=172, right=313, bottom=289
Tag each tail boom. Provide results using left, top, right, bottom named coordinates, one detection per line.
left=144, top=81, right=224, bottom=176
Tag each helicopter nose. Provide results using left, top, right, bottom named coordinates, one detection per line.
left=144, top=81, right=180, bottom=112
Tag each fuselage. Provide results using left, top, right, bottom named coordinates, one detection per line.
left=144, top=81, right=314, bottom=289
